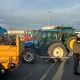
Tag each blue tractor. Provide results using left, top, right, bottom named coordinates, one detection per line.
left=0, top=27, right=7, bottom=34
left=22, top=27, right=76, bottom=63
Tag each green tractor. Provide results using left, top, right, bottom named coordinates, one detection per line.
left=22, top=26, right=76, bottom=63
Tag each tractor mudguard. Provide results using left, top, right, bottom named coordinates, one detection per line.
left=24, top=41, right=33, bottom=47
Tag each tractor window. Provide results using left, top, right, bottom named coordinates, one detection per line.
left=41, top=33, right=47, bottom=38
left=47, top=33, right=51, bottom=38
left=51, top=33, right=57, bottom=39
left=62, top=29, right=73, bottom=34
left=39, top=32, right=47, bottom=43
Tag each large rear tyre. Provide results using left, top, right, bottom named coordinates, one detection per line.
left=48, top=42, right=68, bottom=62
left=22, top=48, right=36, bottom=63
left=67, top=35, right=77, bottom=52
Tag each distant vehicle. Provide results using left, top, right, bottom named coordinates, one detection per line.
left=0, top=27, right=7, bottom=34
left=22, top=26, right=76, bottom=63
left=22, top=30, right=33, bottom=42
left=23, top=35, right=32, bottom=42
left=75, top=31, right=80, bottom=37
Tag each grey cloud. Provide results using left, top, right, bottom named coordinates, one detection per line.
left=0, top=0, right=80, bottom=29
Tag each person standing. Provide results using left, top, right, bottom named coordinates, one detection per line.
left=73, top=36, right=80, bottom=75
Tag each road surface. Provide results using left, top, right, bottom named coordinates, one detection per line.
left=0, top=56, right=80, bottom=80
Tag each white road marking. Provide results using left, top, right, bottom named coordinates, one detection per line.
left=40, top=63, right=55, bottom=80
left=22, top=72, right=32, bottom=80
left=52, top=60, right=66, bottom=80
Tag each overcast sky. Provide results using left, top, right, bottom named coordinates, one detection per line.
left=0, top=0, right=80, bottom=30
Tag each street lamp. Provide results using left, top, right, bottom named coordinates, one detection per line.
left=48, top=11, right=52, bottom=26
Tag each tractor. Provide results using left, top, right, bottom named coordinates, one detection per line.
left=0, top=27, right=7, bottom=34
left=22, top=26, right=76, bottom=63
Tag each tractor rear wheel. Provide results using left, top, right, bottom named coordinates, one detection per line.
left=48, top=42, right=68, bottom=62
left=67, top=35, right=77, bottom=52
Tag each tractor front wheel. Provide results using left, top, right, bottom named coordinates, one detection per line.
left=22, top=48, right=36, bottom=63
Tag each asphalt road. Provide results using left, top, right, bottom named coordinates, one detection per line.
left=0, top=56, right=80, bottom=80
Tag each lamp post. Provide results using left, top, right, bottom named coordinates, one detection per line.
left=48, top=11, right=52, bottom=26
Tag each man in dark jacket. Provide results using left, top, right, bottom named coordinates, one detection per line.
left=73, top=36, right=80, bottom=75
